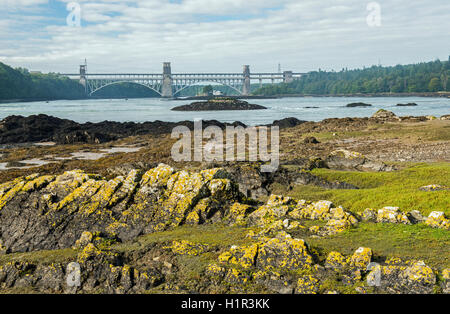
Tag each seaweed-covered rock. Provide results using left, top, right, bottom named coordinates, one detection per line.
left=171, top=98, right=267, bottom=111
left=371, top=109, right=400, bottom=121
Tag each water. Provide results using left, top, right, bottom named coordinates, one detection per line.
left=0, top=97, right=449, bottom=125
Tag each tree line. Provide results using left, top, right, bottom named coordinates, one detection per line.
left=253, top=58, right=450, bottom=96
left=0, top=62, right=86, bottom=100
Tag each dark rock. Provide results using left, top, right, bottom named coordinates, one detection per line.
left=271, top=117, right=307, bottom=129
left=397, top=103, right=418, bottom=106
left=171, top=98, right=267, bottom=111
left=303, top=137, right=320, bottom=144
left=0, top=114, right=249, bottom=145
left=346, top=102, right=372, bottom=107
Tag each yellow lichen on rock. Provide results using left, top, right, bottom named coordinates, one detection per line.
left=325, top=251, right=349, bottom=268
left=425, top=211, right=449, bottom=230
left=296, top=275, right=320, bottom=294
left=168, top=240, right=208, bottom=256
left=350, top=247, right=372, bottom=269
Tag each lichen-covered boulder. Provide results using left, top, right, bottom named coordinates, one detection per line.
left=350, top=247, right=372, bottom=270
left=377, top=207, right=410, bottom=224
left=296, top=275, right=320, bottom=294
left=325, top=251, right=349, bottom=268
left=218, top=235, right=314, bottom=273
left=367, top=260, right=436, bottom=294
left=0, top=164, right=243, bottom=253
left=425, top=211, right=449, bottom=230
left=360, top=208, right=377, bottom=222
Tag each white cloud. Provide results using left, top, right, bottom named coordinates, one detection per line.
left=0, top=0, right=449, bottom=73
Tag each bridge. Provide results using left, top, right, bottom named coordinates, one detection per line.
left=61, top=62, right=305, bottom=97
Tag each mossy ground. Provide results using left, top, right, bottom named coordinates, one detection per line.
left=272, top=163, right=450, bottom=216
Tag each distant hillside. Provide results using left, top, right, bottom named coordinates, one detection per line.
left=0, top=62, right=86, bottom=101
left=254, top=58, right=450, bottom=96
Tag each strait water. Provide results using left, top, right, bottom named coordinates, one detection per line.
left=0, top=97, right=449, bottom=125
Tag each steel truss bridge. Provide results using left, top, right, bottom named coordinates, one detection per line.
left=61, top=62, right=305, bottom=97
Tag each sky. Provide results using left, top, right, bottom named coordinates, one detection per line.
left=0, top=0, right=449, bottom=74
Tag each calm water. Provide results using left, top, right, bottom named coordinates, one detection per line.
left=0, top=97, right=449, bottom=125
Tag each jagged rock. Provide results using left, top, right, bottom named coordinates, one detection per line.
left=326, top=149, right=394, bottom=172
left=0, top=164, right=243, bottom=253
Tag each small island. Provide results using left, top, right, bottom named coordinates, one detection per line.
left=171, top=97, right=268, bottom=111
left=346, top=102, right=372, bottom=107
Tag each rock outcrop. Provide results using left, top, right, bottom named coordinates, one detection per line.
left=171, top=98, right=267, bottom=111
left=0, top=165, right=242, bottom=253
left=326, top=149, right=395, bottom=172
left=346, top=102, right=372, bottom=107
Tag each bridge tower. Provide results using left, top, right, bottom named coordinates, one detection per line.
left=283, top=71, right=293, bottom=84
left=79, top=64, right=88, bottom=94
left=242, top=65, right=251, bottom=96
left=161, top=62, right=173, bottom=98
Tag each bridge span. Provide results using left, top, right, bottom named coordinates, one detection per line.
left=61, top=62, right=305, bottom=97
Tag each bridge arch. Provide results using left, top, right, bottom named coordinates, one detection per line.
left=173, top=80, right=243, bottom=96
left=89, top=81, right=162, bottom=97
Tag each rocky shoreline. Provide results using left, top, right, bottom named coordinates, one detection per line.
left=0, top=109, right=448, bottom=294
left=0, top=165, right=448, bottom=294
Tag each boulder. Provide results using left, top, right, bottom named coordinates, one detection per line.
left=371, top=109, right=400, bottom=121
left=326, top=149, right=394, bottom=172
left=0, top=164, right=243, bottom=253
left=425, top=211, right=449, bottom=230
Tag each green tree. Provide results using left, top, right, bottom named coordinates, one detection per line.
left=202, top=85, right=213, bottom=95
left=428, top=78, right=441, bottom=92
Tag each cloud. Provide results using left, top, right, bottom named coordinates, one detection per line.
left=0, top=0, right=449, bottom=73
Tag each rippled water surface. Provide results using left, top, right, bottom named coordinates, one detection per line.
left=1, top=97, right=449, bottom=125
